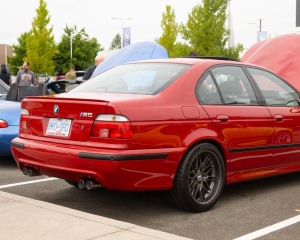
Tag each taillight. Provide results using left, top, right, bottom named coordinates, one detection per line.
left=0, top=119, right=8, bottom=128
left=91, top=114, right=133, bottom=139
left=19, top=108, right=31, bottom=134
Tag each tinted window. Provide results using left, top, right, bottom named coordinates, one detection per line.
left=72, top=63, right=190, bottom=95
left=248, top=68, right=300, bottom=106
left=198, top=73, right=222, bottom=104
left=198, top=66, right=258, bottom=105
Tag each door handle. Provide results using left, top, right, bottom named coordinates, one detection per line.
left=274, top=114, right=283, bottom=121
left=217, top=115, right=229, bottom=122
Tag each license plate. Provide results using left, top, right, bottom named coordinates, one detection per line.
left=46, top=118, right=72, bottom=137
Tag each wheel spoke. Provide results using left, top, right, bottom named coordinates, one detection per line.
left=202, top=181, right=212, bottom=195
left=191, top=183, right=199, bottom=199
left=198, top=188, right=206, bottom=202
left=207, top=176, right=219, bottom=183
left=200, top=153, right=210, bottom=169
left=203, top=163, right=214, bottom=175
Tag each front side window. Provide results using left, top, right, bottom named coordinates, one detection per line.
left=72, top=63, right=190, bottom=95
left=248, top=68, right=300, bottom=106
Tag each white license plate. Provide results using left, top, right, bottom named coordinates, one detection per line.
left=46, top=118, right=71, bottom=137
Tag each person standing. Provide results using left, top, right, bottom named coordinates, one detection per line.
left=65, top=65, right=77, bottom=80
left=0, top=64, right=12, bottom=86
left=83, top=54, right=105, bottom=80
left=16, top=62, right=37, bottom=86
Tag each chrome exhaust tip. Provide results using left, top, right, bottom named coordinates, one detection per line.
left=78, top=180, right=86, bottom=189
left=23, top=167, right=41, bottom=177
left=22, top=168, right=28, bottom=175
left=85, top=180, right=102, bottom=190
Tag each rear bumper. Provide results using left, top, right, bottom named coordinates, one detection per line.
left=11, top=137, right=186, bottom=191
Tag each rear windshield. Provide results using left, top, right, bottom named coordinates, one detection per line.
left=72, top=63, right=190, bottom=94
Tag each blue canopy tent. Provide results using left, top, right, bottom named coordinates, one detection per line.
left=91, top=41, right=168, bottom=78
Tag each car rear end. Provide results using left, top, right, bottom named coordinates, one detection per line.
left=11, top=61, right=194, bottom=191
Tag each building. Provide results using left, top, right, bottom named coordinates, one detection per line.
left=0, top=44, right=13, bottom=66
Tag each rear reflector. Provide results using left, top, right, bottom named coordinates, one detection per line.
left=91, top=114, right=133, bottom=139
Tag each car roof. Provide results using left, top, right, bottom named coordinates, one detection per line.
left=129, top=57, right=253, bottom=69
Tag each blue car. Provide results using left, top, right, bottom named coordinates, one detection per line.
left=0, top=100, right=21, bottom=156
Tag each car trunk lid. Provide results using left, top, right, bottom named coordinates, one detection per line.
left=20, top=96, right=109, bottom=142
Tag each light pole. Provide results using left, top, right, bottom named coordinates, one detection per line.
left=70, top=32, right=73, bottom=64
left=4, top=44, right=7, bottom=65
left=112, top=17, right=132, bottom=48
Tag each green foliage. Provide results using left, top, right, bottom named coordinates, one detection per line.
left=172, top=43, right=193, bottom=57
left=8, top=32, right=30, bottom=75
left=158, top=5, right=178, bottom=57
left=53, top=25, right=102, bottom=72
left=110, top=33, right=121, bottom=50
left=25, top=0, right=56, bottom=75
left=221, top=43, right=244, bottom=60
left=181, top=0, right=229, bottom=56
left=158, top=0, right=244, bottom=59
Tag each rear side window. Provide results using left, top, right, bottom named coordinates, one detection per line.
left=248, top=68, right=300, bottom=106
left=72, top=63, right=190, bottom=95
left=198, top=66, right=259, bottom=105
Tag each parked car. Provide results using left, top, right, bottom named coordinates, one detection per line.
left=36, top=73, right=51, bottom=83
left=11, top=54, right=300, bottom=212
left=0, top=79, right=9, bottom=100
left=47, top=79, right=83, bottom=93
left=55, top=71, right=86, bottom=81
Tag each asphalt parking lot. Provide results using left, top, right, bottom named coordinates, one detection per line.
left=0, top=156, right=299, bottom=240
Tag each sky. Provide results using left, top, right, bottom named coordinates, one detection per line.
left=0, top=0, right=297, bottom=52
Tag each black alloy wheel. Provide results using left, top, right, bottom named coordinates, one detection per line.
left=165, top=143, right=225, bottom=212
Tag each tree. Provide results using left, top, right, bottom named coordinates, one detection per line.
left=158, top=5, right=179, bottom=57
left=8, top=32, right=30, bottom=75
left=25, top=0, right=56, bottom=74
left=53, top=25, right=102, bottom=73
left=180, top=0, right=243, bottom=59
left=110, top=33, right=121, bottom=50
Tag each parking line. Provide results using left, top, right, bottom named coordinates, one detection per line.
left=233, top=214, right=300, bottom=240
left=0, top=177, right=58, bottom=189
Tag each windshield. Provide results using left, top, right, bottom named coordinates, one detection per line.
left=72, top=63, right=190, bottom=94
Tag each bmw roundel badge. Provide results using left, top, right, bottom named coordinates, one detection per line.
left=53, top=105, right=59, bottom=114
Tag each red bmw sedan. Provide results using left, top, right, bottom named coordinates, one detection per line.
left=11, top=57, right=300, bottom=212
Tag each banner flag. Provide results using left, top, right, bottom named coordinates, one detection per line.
left=122, top=27, right=131, bottom=47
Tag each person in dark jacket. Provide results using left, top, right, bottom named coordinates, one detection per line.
left=0, top=64, right=12, bottom=86
left=83, top=54, right=105, bottom=80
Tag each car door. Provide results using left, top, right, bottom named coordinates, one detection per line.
left=247, top=67, right=300, bottom=166
left=197, top=65, right=274, bottom=172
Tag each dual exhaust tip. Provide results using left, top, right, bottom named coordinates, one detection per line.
left=78, top=179, right=102, bottom=190
left=22, top=167, right=101, bottom=190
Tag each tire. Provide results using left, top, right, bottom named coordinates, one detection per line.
left=64, top=180, right=79, bottom=188
left=165, top=143, right=225, bottom=212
